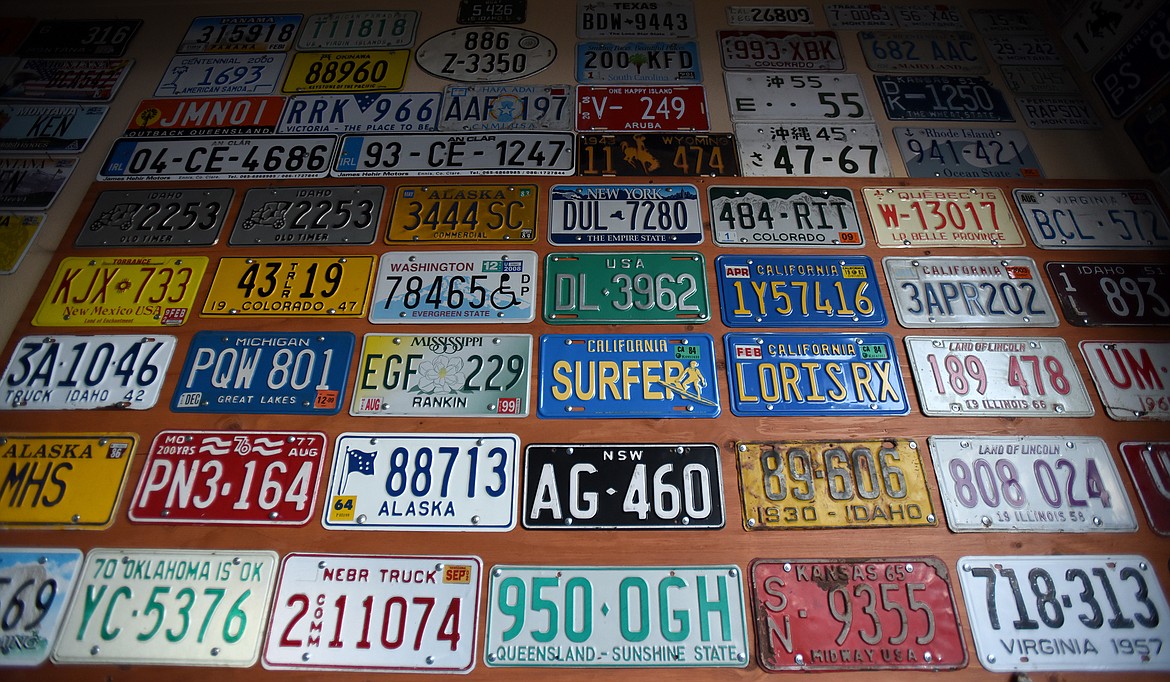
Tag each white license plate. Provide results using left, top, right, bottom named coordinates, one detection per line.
left=439, top=84, right=573, bottom=131
left=863, top=186, right=1025, bottom=247
left=52, top=549, right=278, bottom=666
left=415, top=26, right=557, bottom=83
left=278, top=93, right=442, bottom=134
left=369, top=250, right=536, bottom=323
left=99, top=136, right=336, bottom=181
left=985, top=35, right=1063, bottom=65
left=905, top=336, right=1095, bottom=417
left=334, top=132, right=575, bottom=176
left=323, top=433, right=518, bottom=531
left=892, top=4, right=965, bottom=30
left=825, top=4, right=896, bottom=29
left=736, top=122, right=890, bottom=177
left=1081, top=341, right=1170, bottom=420
left=724, top=72, right=872, bottom=121
left=707, top=186, right=865, bottom=246
left=231, top=185, right=382, bottom=246
left=485, top=565, right=749, bottom=667
left=1013, top=188, right=1170, bottom=249
left=155, top=54, right=286, bottom=97
left=893, top=127, right=1043, bottom=179
left=726, top=5, right=813, bottom=26
left=298, top=11, right=418, bottom=50
left=970, top=9, right=1045, bottom=35
left=1062, top=0, right=1158, bottom=70
left=858, top=30, right=987, bottom=74
left=930, top=436, right=1137, bottom=532
left=0, top=547, right=83, bottom=667
left=2, top=334, right=176, bottom=411
left=883, top=256, right=1058, bottom=327
left=1001, top=65, right=1079, bottom=94
left=957, top=555, right=1170, bottom=672
left=1017, top=96, right=1101, bottom=129
left=178, top=14, right=301, bottom=53
left=578, top=0, right=696, bottom=38
left=262, top=554, right=481, bottom=672
left=547, top=184, right=704, bottom=245
left=718, top=30, right=845, bottom=71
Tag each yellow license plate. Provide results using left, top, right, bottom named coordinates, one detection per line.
left=0, top=212, right=43, bottom=274
left=202, top=256, right=373, bottom=317
left=33, top=256, right=208, bottom=327
left=0, top=434, right=136, bottom=529
left=736, top=439, right=936, bottom=530
left=387, top=184, right=538, bottom=243
left=282, top=50, right=409, bottom=93
left=862, top=186, right=1025, bottom=247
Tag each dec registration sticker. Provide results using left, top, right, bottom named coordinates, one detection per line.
left=0, top=548, right=83, bottom=667
left=1081, top=341, right=1170, bottom=421
left=33, top=256, right=207, bottom=327
left=201, top=256, right=373, bottom=318
left=863, top=186, right=1025, bottom=247
left=707, top=186, right=865, bottom=247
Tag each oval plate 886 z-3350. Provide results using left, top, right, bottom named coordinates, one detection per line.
left=416, top=26, right=555, bottom=83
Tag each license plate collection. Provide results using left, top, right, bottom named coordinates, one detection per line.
left=5, top=4, right=1170, bottom=677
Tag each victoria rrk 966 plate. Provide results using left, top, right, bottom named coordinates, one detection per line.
left=371, top=250, right=535, bottom=323
left=231, top=186, right=383, bottom=246
left=716, top=254, right=885, bottom=327
left=547, top=183, right=703, bottom=244
left=708, top=186, right=864, bottom=246
left=1045, top=262, right=1170, bottom=326
left=278, top=93, right=441, bottom=134
left=883, top=256, right=1058, bottom=327
left=78, top=188, right=233, bottom=247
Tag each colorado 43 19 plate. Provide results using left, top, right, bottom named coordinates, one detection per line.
left=716, top=254, right=886, bottom=327
left=387, top=184, right=537, bottom=243
left=370, top=250, right=536, bottom=323
left=708, top=187, right=865, bottom=246
left=548, top=184, right=703, bottom=244
left=0, top=547, right=83, bottom=667
left=1013, top=188, right=1170, bottom=249
left=863, top=186, right=1025, bottom=247
left=1081, top=341, right=1170, bottom=421
left=33, top=256, right=207, bottom=327
left=883, top=256, right=1058, bottom=327
left=544, top=252, right=707, bottom=324
left=201, top=256, right=373, bottom=318
left=1045, top=262, right=1170, bottom=326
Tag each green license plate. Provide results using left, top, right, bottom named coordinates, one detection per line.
left=543, top=252, right=709, bottom=324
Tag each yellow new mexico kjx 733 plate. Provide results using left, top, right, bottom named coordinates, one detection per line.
left=202, top=255, right=374, bottom=317
left=33, top=256, right=208, bottom=326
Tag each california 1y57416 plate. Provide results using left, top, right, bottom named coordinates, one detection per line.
left=278, top=93, right=440, bottom=134
left=323, top=433, right=518, bottom=531
left=78, top=188, right=232, bottom=247
left=178, top=15, right=300, bottom=53
left=1081, top=341, right=1170, bottom=421
left=298, top=11, right=419, bottom=50
left=858, top=31, right=986, bottom=74
left=894, top=128, right=1041, bottom=178
left=201, top=256, right=372, bottom=317
left=371, top=250, right=535, bottom=323
left=0, top=157, right=76, bottom=210
left=724, top=72, right=872, bottom=122
left=1121, top=441, right=1170, bottom=535
left=577, top=85, right=707, bottom=131
left=441, top=84, right=573, bottom=132
left=130, top=431, right=326, bottom=525
left=155, top=54, right=285, bottom=97
left=282, top=50, right=409, bottom=94
left=717, top=254, right=886, bottom=327
left=230, top=186, right=382, bottom=246
left=863, top=186, right=1025, bottom=247
left=737, top=439, right=934, bottom=531
left=387, top=184, right=537, bottom=242
left=263, top=554, right=481, bottom=672
left=334, top=132, right=575, bottom=176
left=930, top=436, right=1136, bottom=532
left=523, top=443, right=723, bottom=529
left=351, top=334, right=532, bottom=418
left=719, top=30, right=844, bottom=71
left=485, top=565, right=748, bottom=667
left=736, top=122, right=890, bottom=177
left=752, top=558, right=966, bottom=671
left=33, top=256, right=206, bottom=327
left=576, top=41, right=701, bottom=84
left=547, top=183, right=703, bottom=244
left=577, top=133, right=738, bottom=176
left=99, top=136, right=335, bottom=181
left=1013, top=188, right=1170, bottom=249
left=1046, top=262, right=1170, bottom=326
left=52, top=549, right=278, bottom=667
left=725, top=332, right=909, bottom=417
left=875, top=76, right=1012, bottom=122
left=708, top=186, right=865, bottom=246
left=884, top=256, right=1057, bottom=327
left=127, top=96, right=283, bottom=137
left=0, top=434, right=135, bottom=529
left=0, top=547, right=83, bottom=666
left=416, top=26, right=556, bottom=83
left=957, top=555, right=1170, bottom=672
left=905, top=336, right=1094, bottom=417
left=0, top=103, right=106, bottom=153
left=544, top=252, right=708, bottom=323
left=578, top=1, right=696, bottom=39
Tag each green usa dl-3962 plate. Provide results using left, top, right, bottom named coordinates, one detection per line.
left=543, top=251, right=709, bottom=324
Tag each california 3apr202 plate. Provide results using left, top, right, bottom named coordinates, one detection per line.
left=1081, top=341, right=1170, bottom=421
left=370, top=250, right=536, bottom=323
left=707, top=186, right=865, bottom=247
left=717, top=254, right=885, bottom=328
left=883, top=256, right=1058, bottom=328
left=544, top=252, right=707, bottom=324
left=0, top=547, right=83, bottom=666
left=1045, top=261, right=1170, bottom=326
left=547, top=183, right=703, bottom=244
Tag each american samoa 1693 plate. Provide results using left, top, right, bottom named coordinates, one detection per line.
left=155, top=54, right=286, bottom=97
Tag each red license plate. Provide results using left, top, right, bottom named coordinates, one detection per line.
left=1121, top=441, right=1170, bottom=535
left=129, top=430, right=325, bottom=525
left=750, top=558, right=966, bottom=671
left=577, top=85, right=709, bottom=131
left=125, top=96, right=285, bottom=137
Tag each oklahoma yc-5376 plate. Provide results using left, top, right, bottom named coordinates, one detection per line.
left=883, top=256, right=1058, bottom=327
left=334, top=132, right=575, bottom=176
left=0, top=547, right=83, bottom=666
left=78, top=188, right=232, bottom=248
left=1046, top=262, right=1170, bottom=326
left=99, top=136, right=336, bottom=181
left=716, top=254, right=886, bottom=327
left=1081, top=341, right=1170, bottom=421
left=544, top=252, right=708, bottom=323
left=387, top=184, right=537, bottom=242
left=231, top=186, right=383, bottom=246
left=33, top=256, right=207, bottom=327
left=370, top=250, right=536, bottom=323
left=201, top=256, right=373, bottom=317
left=864, top=186, right=1025, bottom=247
left=547, top=184, right=703, bottom=244
left=1013, top=188, right=1170, bottom=249
left=708, top=186, right=865, bottom=246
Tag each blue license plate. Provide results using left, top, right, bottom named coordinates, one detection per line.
left=1092, top=1, right=1170, bottom=118
left=172, top=331, right=353, bottom=414
left=716, top=254, right=886, bottom=327
left=725, top=332, right=908, bottom=416
left=538, top=334, right=720, bottom=418
left=875, top=75, right=1013, bottom=122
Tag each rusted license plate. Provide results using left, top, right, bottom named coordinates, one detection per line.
left=1045, top=262, right=1170, bottom=326
left=1120, top=441, right=1170, bottom=535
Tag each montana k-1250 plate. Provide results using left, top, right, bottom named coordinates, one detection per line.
left=576, top=41, right=701, bottom=84
left=724, top=72, right=872, bottom=121
left=172, top=331, right=354, bottom=415
left=717, top=254, right=886, bottom=327
left=725, top=332, right=909, bottom=417
left=0, top=547, right=83, bottom=666
left=18, top=19, right=140, bottom=57
left=282, top=50, right=409, bottom=94
left=1121, top=441, right=1170, bottom=535
left=929, top=436, right=1136, bottom=532
left=0, top=157, right=76, bottom=210
left=875, top=76, right=1013, bottom=122
left=126, top=96, right=283, bottom=137
left=544, top=252, right=708, bottom=323
left=387, top=184, right=537, bottom=242
left=719, top=30, right=845, bottom=70
left=201, top=256, right=372, bottom=317
left=1081, top=341, right=1170, bottom=421
left=0, top=103, right=107, bottom=153
left=323, top=433, right=518, bottom=531
left=736, top=439, right=935, bottom=530
left=1045, top=261, right=1170, bottom=326
left=485, top=565, right=748, bottom=667
left=78, top=188, right=232, bottom=247
left=522, top=443, right=723, bottom=529
left=883, top=256, right=1058, bottom=327
left=130, top=430, right=326, bottom=525
left=577, top=133, right=738, bottom=176
left=99, top=136, right=336, bottom=181
left=894, top=128, right=1041, bottom=178
left=33, top=256, right=207, bottom=327
left=577, top=85, right=708, bottom=131
left=0, top=434, right=135, bottom=529
left=155, top=54, right=286, bottom=97
left=1, top=58, right=133, bottom=101
left=298, top=10, right=419, bottom=50
left=279, top=93, right=440, bottom=134
left=415, top=26, right=556, bottom=83
left=1013, top=188, right=1170, bottom=249
left=708, top=186, right=865, bottom=246
left=863, top=186, right=1025, bottom=247
left=178, top=14, right=301, bottom=52
left=904, top=336, right=1094, bottom=417
left=441, top=84, right=573, bottom=131
left=371, top=250, right=536, bottom=323
left=858, top=31, right=987, bottom=74
left=230, top=186, right=382, bottom=246
left=577, top=1, right=696, bottom=39
left=538, top=333, right=719, bottom=418
left=547, top=183, right=703, bottom=244
left=334, top=132, right=575, bottom=176
left=735, top=122, right=890, bottom=177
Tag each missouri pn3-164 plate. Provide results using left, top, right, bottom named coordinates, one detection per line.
left=282, top=50, right=409, bottom=94
left=883, top=256, right=1058, bottom=327
left=334, top=132, right=575, bottom=176
left=577, top=85, right=708, bottom=131
left=735, top=122, right=890, bottom=177
left=1081, top=341, right=1170, bottom=421
left=371, top=250, right=536, bottom=323
left=718, top=30, right=845, bottom=70
left=547, top=183, right=703, bottom=244
left=716, top=254, right=886, bottom=327
left=230, top=186, right=383, bottom=246
left=576, top=41, right=701, bottom=84
left=1013, top=188, right=1170, bottom=249
left=708, top=186, right=865, bottom=246
left=863, top=186, right=1025, bottom=247
left=724, top=72, right=872, bottom=122
left=893, top=128, right=1041, bottom=178
left=77, top=188, right=232, bottom=247
left=577, top=133, right=737, bottom=176
left=1121, top=441, right=1170, bottom=535
left=544, top=252, right=708, bottom=323
left=440, top=84, right=573, bottom=132
left=298, top=10, right=419, bottom=50
left=1045, top=261, right=1170, bottom=326
left=278, top=93, right=441, bottom=134
left=875, top=76, right=1013, bottom=122
left=99, top=136, right=336, bottom=181
left=577, top=0, right=696, bottom=39
left=177, top=14, right=301, bottom=52
left=126, top=96, right=283, bottom=137
left=858, top=30, right=987, bottom=74
left=416, top=26, right=556, bottom=83
left=33, top=256, right=207, bottom=327
left=0, top=547, right=83, bottom=667
left=0, top=434, right=135, bottom=529
left=155, top=54, right=286, bottom=97
left=736, top=439, right=935, bottom=530
left=387, top=184, right=537, bottom=242
left=0, top=103, right=107, bottom=153
left=201, top=256, right=373, bottom=318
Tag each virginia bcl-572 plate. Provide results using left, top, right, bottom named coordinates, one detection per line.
left=707, top=186, right=865, bottom=246
left=370, top=250, right=536, bottom=323
left=863, top=186, right=1025, bottom=247
left=33, top=256, right=207, bottom=327
left=1045, top=261, right=1170, bottom=326
left=547, top=183, right=703, bottom=244
left=716, top=254, right=886, bottom=327
left=544, top=252, right=708, bottom=324
left=1013, top=188, right=1170, bottom=249
left=78, top=188, right=232, bottom=248
left=1081, top=341, right=1170, bottom=421
left=883, top=256, right=1058, bottom=327
left=0, top=547, right=83, bottom=666
left=230, top=186, right=382, bottom=246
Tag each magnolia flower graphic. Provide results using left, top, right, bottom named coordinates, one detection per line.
left=413, top=356, right=467, bottom=394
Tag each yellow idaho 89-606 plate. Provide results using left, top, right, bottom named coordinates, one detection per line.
left=736, top=439, right=936, bottom=530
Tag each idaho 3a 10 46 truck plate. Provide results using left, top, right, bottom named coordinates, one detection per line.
left=370, top=250, right=536, bottom=323
left=707, top=186, right=864, bottom=246
left=716, top=254, right=886, bottom=327
left=883, top=256, right=1058, bottom=327
left=547, top=184, right=703, bottom=244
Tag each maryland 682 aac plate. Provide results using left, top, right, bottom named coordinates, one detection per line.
left=858, top=30, right=987, bottom=74
left=708, top=186, right=865, bottom=246
left=1081, top=341, right=1170, bottom=421
left=717, top=254, right=885, bottom=328
left=883, top=256, right=1058, bottom=327
left=78, top=188, right=232, bottom=248
left=547, top=184, right=703, bottom=244
left=99, top=136, right=336, bottom=181
left=370, top=250, right=536, bottom=323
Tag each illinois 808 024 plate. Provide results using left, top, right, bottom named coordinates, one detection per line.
left=883, top=256, right=1058, bottom=327
left=863, top=186, right=1025, bottom=247
left=370, top=250, right=536, bottom=323
left=707, top=186, right=865, bottom=246
left=716, top=254, right=886, bottom=327
left=1081, top=341, right=1170, bottom=421
left=735, top=122, right=891, bottom=177
left=547, top=184, right=703, bottom=245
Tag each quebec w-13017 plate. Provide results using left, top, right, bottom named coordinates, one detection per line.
left=547, top=183, right=703, bottom=244
left=78, top=188, right=232, bottom=247
left=1081, top=341, right=1170, bottom=421
left=883, top=256, right=1058, bottom=327
left=1013, top=188, right=1170, bottom=249
left=863, top=186, right=1025, bottom=247
left=707, top=186, right=864, bottom=246
left=230, top=186, right=382, bottom=246
left=0, top=547, right=83, bottom=666
left=370, top=250, right=535, bottom=323
left=33, top=256, right=207, bottom=327
left=1046, top=262, right=1170, bottom=327
left=893, top=127, right=1041, bottom=179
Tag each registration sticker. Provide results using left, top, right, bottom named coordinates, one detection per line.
left=0, top=103, right=106, bottom=153
left=724, top=72, right=872, bottom=122
left=884, top=256, right=1058, bottom=327
left=718, top=30, right=845, bottom=71
left=1013, top=188, right=1170, bottom=249
left=708, top=186, right=865, bottom=247
left=578, top=0, right=695, bottom=38
left=416, top=26, right=556, bottom=83
left=178, top=14, right=301, bottom=53
left=18, top=19, right=140, bottom=57
left=440, top=83, right=573, bottom=132
left=278, top=92, right=440, bottom=134
left=201, top=256, right=373, bottom=318
left=334, top=132, right=575, bottom=176
left=894, top=128, right=1041, bottom=178
left=282, top=50, right=409, bottom=94
left=1081, top=341, right=1170, bottom=421
left=577, top=85, right=707, bottom=131
left=1045, top=261, right=1170, bottom=326
left=544, top=252, right=708, bottom=324
left=0, top=548, right=82, bottom=666
left=577, top=41, right=701, bottom=84
left=0, top=157, right=76, bottom=210
left=1120, top=441, right=1170, bottom=535
left=126, top=96, right=283, bottom=137
left=298, top=11, right=418, bottom=50
left=387, top=184, right=537, bottom=243
left=99, top=136, right=337, bottom=181
left=0, top=58, right=132, bottom=101
left=0, top=212, right=43, bottom=274
left=577, top=133, right=738, bottom=176
left=230, top=186, right=382, bottom=246
left=33, top=256, right=206, bottom=327
left=736, top=122, right=890, bottom=177
left=1001, top=65, right=1080, bottom=95
left=78, top=188, right=232, bottom=248
left=1017, top=96, right=1101, bottom=129
left=0, top=434, right=135, bottom=529
left=716, top=254, right=886, bottom=327
left=875, top=75, right=1013, bottom=122
left=370, top=250, right=536, bottom=323
left=726, top=5, right=814, bottom=26
left=1093, top=2, right=1170, bottom=117
left=863, top=186, right=1025, bottom=247
left=155, top=54, right=286, bottom=97
left=858, top=31, right=986, bottom=74
left=548, top=183, right=703, bottom=244
left=826, top=3, right=896, bottom=29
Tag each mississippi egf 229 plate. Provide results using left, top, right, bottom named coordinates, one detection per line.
left=716, top=254, right=886, bottom=327
left=863, top=186, right=1025, bottom=247
left=544, top=252, right=708, bottom=324
left=547, top=184, right=704, bottom=245
left=707, top=186, right=865, bottom=246
left=370, top=250, right=536, bottom=323
left=0, top=547, right=83, bottom=666
left=32, top=256, right=207, bottom=327
left=883, top=256, right=1058, bottom=327
left=1045, top=262, right=1170, bottom=326
left=1012, top=188, right=1170, bottom=249
left=230, top=186, right=383, bottom=246
left=387, top=184, right=538, bottom=243
left=893, top=128, right=1041, bottom=179
left=1080, top=341, right=1170, bottom=421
